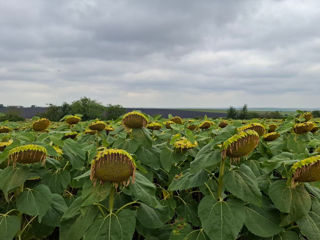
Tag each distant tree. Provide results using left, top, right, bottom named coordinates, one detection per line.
left=38, top=104, right=64, bottom=121
left=0, top=107, right=24, bottom=121
left=105, top=104, right=126, bottom=120
left=227, top=106, right=238, bottom=119
left=238, top=104, right=248, bottom=119
left=247, top=111, right=260, bottom=119
left=70, top=97, right=106, bottom=120
left=61, top=102, right=71, bottom=116
left=312, top=110, right=320, bottom=118
left=0, top=104, right=4, bottom=108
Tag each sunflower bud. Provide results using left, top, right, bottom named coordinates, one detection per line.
left=237, top=123, right=265, bottom=136
left=222, top=130, right=260, bottom=162
left=8, top=144, right=47, bottom=167
left=90, top=149, right=136, bottom=187
left=122, top=111, right=148, bottom=129
left=291, top=155, right=320, bottom=182
left=32, top=118, right=50, bottom=131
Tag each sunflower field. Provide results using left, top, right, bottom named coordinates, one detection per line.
left=0, top=111, right=320, bottom=240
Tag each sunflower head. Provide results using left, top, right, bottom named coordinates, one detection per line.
left=219, top=121, right=228, bottom=128
left=85, top=129, right=97, bottom=135
left=53, top=146, right=63, bottom=156
left=89, top=120, right=106, bottom=131
left=291, top=155, right=320, bottom=183
left=165, top=121, right=174, bottom=129
left=174, top=138, right=198, bottom=152
left=222, top=130, right=260, bottom=162
left=147, top=122, right=162, bottom=131
left=263, top=132, right=280, bottom=141
left=8, top=144, right=47, bottom=167
left=90, top=148, right=136, bottom=187
left=0, top=139, right=13, bottom=151
left=170, top=116, right=183, bottom=125
left=293, top=121, right=315, bottom=134
left=32, top=118, right=50, bottom=132
left=105, top=125, right=115, bottom=134
left=199, top=120, right=214, bottom=130
left=65, top=115, right=81, bottom=125
left=302, top=112, right=313, bottom=121
left=187, top=123, right=197, bottom=131
left=268, top=124, right=277, bottom=133
left=122, top=111, right=148, bottom=129
left=237, top=123, right=265, bottom=136
left=0, top=126, right=11, bottom=133
left=311, top=124, right=319, bottom=133
left=63, top=132, right=78, bottom=139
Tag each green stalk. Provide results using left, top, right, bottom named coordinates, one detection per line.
left=109, top=186, right=115, bottom=213
left=217, top=156, right=226, bottom=201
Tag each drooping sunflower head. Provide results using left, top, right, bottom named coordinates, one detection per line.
left=147, top=122, right=162, bottom=131
left=0, top=126, right=11, bottom=133
left=219, top=121, right=228, bottom=128
left=170, top=116, right=183, bottom=125
left=222, top=130, right=260, bottom=162
left=268, top=124, right=277, bottom=133
left=174, top=138, right=198, bottom=152
left=65, top=115, right=81, bottom=125
left=311, top=124, right=319, bottom=134
left=301, top=112, right=313, bottom=121
left=199, top=120, right=214, bottom=130
left=63, top=132, right=78, bottom=139
left=0, top=139, right=13, bottom=151
left=89, top=120, right=106, bottom=131
left=53, top=146, right=63, bottom=156
left=165, top=121, right=174, bottom=129
left=122, top=111, right=148, bottom=129
left=8, top=144, right=47, bottom=167
left=187, top=122, right=198, bottom=131
left=105, top=125, right=115, bottom=134
left=291, top=155, right=320, bottom=183
left=237, top=123, right=265, bottom=136
left=293, top=121, right=315, bottom=134
left=90, top=148, right=136, bottom=187
left=32, top=118, right=50, bottom=131
left=85, top=129, right=97, bottom=135
left=263, top=132, right=280, bottom=142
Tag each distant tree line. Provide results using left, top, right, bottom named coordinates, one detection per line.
left=38, top=97, right=126, bottom=121
left=227, top=105, right=284, bottom=119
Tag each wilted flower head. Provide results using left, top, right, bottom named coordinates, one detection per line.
left=32, top=118, right=50, bottom=131
left=291, top=155, right=320, bottom=183
left=170, top=116, right=183, bottom=124
left=147, top=122, right=162, bottom=130
left=0, top=126, right=11, bottom=133
left=263, top=132, right=280, bottom=142
left=122, top=111, right=148, bottom=129
left=237, top=123, right=265, bottom=136
left=199, top=120, right=214, bottom=130
left=293, top=122, right=314, bottom=134
left=89, top=120, right=106, bottom=131
left=65, top=115, right=81, bottom=125
left=0, top=139, right=13, bottom=151
left=174, top=138, right=198, bottom=152
left=8, top=144, right=47, bottom=167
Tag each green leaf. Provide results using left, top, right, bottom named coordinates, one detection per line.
left=274, top=231, right=299, bottom=240
left=62, top=139, right=86, bottom=169
left=168, top=170, right=208, bottom=191
left=244, top=204, right=282, bottom=237
left=297, top=212, right=320, bottom=240
left=126, top=172, right=159, bottom=207
left=0, top=215, right=21, bottom=240
left=198, top=196, right=245, bottom=240
left=42, top=193, right=68, bottom=227
left=41, top=170, right=71, bottom=194
left=60, top=206, right=98, bottom=240
left=137, top=203, right=164, bottom=229
left=136, top=146, right=160, bottom=170
left=81, top=181, right=111, bottom=206
left=269, top=182, right=311, bottom=225
left=160, top=146, right=174, bottom=172
left=0, top=166, right=39, bottom=200
left=190, top=145, right=221, bottom=174
left=61, top=197, right=84, bottom=220
left=84, top=209, right=136, bottom=240
left=16, top=184, right=53, bottom=222
left=224, top=164, right=262, bottom=206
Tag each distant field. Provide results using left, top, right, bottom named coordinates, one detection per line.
left=179, top=108, right=300, bottom=115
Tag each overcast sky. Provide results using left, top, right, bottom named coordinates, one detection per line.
left=0, top=0, right=319, bottom=108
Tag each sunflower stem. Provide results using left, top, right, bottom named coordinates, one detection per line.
left=109, top=186, right=115, bottom=213
left=217, top=155, right=226, bottom=201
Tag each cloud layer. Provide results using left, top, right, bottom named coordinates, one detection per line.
left=0, top=0, right=319, bottom=108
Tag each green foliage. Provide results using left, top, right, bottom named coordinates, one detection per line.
left=105, top=104, right=126, bottom=120
left=0, top=113, right=319, bottom=239
left=70, top=97, right=106, bottom=120
left=0, top=106, right=25, bottom=122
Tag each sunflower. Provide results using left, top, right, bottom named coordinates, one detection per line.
left=293, top=121, right=314, bottom=134
left=199, top=120, right=213, bottom=130
left=0, top=139, right=13, bottom=151
left=165, top=121, right=174, bottom=129
left=237, top=123, right=265, bottom=136
left=222, top=130, right=260, bottom=162
left=122, top=111, right=148, bottom=129
left=291, top=155, right=320, bottom=182
left=219, top=121, right=228, bottom=128
left=90, top=148, right=136, bottom=187
left=170, top=116, right=183, bottom=124
left=147, top=122, right=162, bottom=131
left=263, top=132, right=280, bottom=141
left=89, top=120, right=107, bottom=131
left=268, top=124, right=277, bottom=133
left=32, top=118, right=50, bottom=131
left=65, top=115, right=81, bottom=125
left=63, top=132, right=78, bottom=139
left=0, top=126, right=11, bottom=133
left=8, top=144, right=47, bottom=167
left=105, top=125, right=115, bottom=134
left=174, top=138, right=198, bottom=152
left=85, top=129, right=97, bottom=135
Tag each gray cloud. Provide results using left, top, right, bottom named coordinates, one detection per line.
left=0, top=0, right=319, bottom=108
